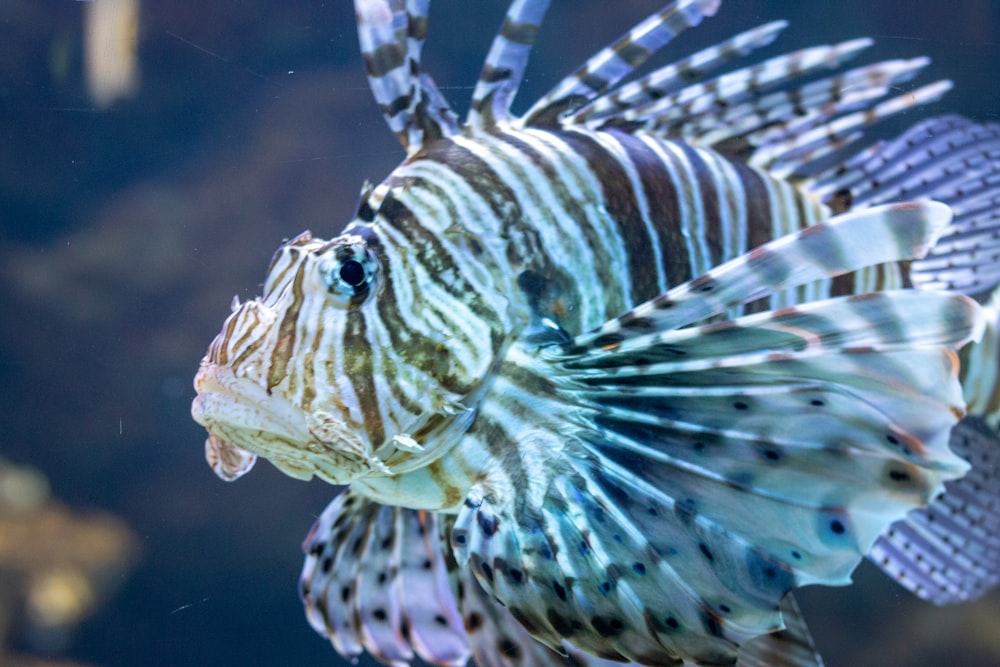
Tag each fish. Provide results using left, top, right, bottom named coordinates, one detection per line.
left=191, top=1, right=1000, bottom=665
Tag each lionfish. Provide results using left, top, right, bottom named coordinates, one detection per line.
left=191, top=1, right=1000, bottom=665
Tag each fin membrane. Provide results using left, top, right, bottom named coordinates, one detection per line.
left=737, top=594, right=825, bottom=667
left=300, top=488, right=468, bottom=666
left=451, top=200, right=981, bottom=663
left=868, top=417, right=1000, bottom=605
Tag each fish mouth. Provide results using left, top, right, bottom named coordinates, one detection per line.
left=191, top=362, right=376, bottom=485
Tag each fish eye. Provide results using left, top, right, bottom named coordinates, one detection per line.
left=319, top=240, right=378, bottom=302
left=338, top=259, right=366, bottom=287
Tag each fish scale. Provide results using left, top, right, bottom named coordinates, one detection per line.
left=190, top=1, right=1000, bottom=665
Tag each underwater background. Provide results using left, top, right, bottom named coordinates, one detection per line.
left=1, top=1, right=999, bottom=665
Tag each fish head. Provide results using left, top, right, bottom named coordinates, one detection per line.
left=192, top=217, right=519, bottom=486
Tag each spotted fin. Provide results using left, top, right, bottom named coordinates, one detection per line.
left=460, top=563, right=634, bottom=667
left=450, top=205, right=982, bottom=664
left=204, top=434, right=256, bottom=481
left=736, top=594, right=825, bottom=667
left=299, top=488, right=468, bottom=666
left=355, top=0, right=458, bottom=154
left=453, top=293, right=975, bottom=663
left=868, top=417, right=1000, bottom=605
left=465, top=565, right=823, bottom=667
left=300, top=490, right=663, bottom=667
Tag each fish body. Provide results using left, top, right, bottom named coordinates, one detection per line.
left=192, top=1, right=1000, bottom=665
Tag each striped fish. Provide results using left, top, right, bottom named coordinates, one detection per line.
left=191, top=1, right=1000, bottom=665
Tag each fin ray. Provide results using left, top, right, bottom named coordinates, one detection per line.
left=522, top=0, right=721, bottom=126
left=569, top=20, right=789, bottom=125
left=300, top=489, right=469, bottom=666
left=809, top=115, right=1000, bottom=296
left=468, top=0, right=551, bottom=129
left=560, top=201, right=954, bottom=354
left=355, top=0, right=459, bottom=154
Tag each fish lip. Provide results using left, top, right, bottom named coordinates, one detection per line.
left=191, top=361, right=306, bottom=440
left=191, top=362, right=372, bottom=485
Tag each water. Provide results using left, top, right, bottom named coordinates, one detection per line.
left=1, top=1, right=998, bottom=665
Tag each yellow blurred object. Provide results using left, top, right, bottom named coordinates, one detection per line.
left=84, top=0, right=140, bottom=108
left=26, top=570, right=95, bottom=628
left=0, top=458, right=49, bottom=513
left=0, top=465, right=139, bottom=661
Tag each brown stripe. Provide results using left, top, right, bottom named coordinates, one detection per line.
left=738, top=164, right=777, bottom=254
left=552, top=129, right=663, bottom=306
left=500, top=18, right=540, bottom=45
left=830, top=269, right=857, bottom=297
left=373, top=191, right=494, bottom=396
left=267, top=265, right=305, bottom=393
left=674, top=141, right=725, bottom=270
left=342, top=308, right=384, bottom=447
left=364, top=43, right=405, bottom=78
left=377, top=185, right=499, bottom=327
left=407, top=13, right=427, bottom=41
left=616, top=41, right=651, bottom=68
left=627, top=134, right=703, bottom=294
left=301, top=301, right=324, bottom=411
left=228, top=308, right=265, bottom=371
left=364, top=262, right=427, bottom=419
left=216, top=314, right=238, bottom=365
left=735, top=163, right=779, bottom=314
left=478, top=64, right=513, bottom=84
left=469, top=411, right=528, bottom=490
left=424, top=133, right=598, bottom=333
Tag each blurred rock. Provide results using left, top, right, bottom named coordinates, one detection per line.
left=0, top=458, right=138, bottom=662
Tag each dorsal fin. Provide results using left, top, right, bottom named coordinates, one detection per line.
left=594, top=38, right=874, bottom=136
left=569, top=20, right=788, bottom=125
left=685, top=57, right=931, bottom=153
left=467, top=0, right=551, bottom=131
left=354, top=0, right=459, bottom=155
left=521, top=0, right=721, bottom=127
left=747, top=80, right=952, bottom=177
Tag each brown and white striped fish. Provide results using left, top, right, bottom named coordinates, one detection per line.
left=192, top=1, right=1000, bottom=665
